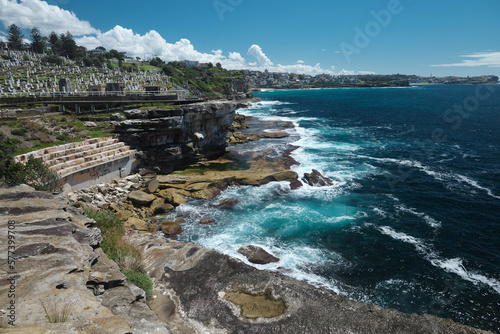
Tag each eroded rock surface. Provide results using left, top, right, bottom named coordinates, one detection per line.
left=124, top=233, right=493, bottom=334
left=0, top=184, right=170, bottom=333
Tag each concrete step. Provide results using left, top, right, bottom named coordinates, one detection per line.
left=46, top=142, right=125, bottom=168
left=56, top=149, right=137, bottom=177
left=40, top=138, right=119, bottom=164
left=14, top=136, right=117, bottom=163
left=49, top=145, right=132, bottom=172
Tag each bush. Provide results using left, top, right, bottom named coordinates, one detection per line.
left=42, top=55, right=63, bottom=65
left=11, top=128, right=27, bottom=137
left=56, top=134, right=71, bottom=141
left=3, top=157, right=61, bottom=192
left=123, top=270, right=153, bottom=299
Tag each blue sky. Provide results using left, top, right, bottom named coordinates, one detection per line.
left=1, top=0, right=499, bottom=76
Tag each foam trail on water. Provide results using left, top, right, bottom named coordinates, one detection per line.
left=360, top=155, right=500, bottom=200
left=396, top=204, right=442, bottom=229
left=379, top=226, right=500, bottom=294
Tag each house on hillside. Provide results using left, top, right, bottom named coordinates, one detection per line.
left=184, top=60, right=199, bottom=67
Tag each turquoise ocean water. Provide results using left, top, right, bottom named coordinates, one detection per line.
left=169, top=85, right=499, bottom=332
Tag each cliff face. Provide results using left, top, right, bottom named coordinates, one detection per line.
left=0, top=184, right=170, bottom=333
left=223, top=77, right=253, bottom=100
left=114, top=102, right=236, bottom=173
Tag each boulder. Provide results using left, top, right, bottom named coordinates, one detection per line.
left=190, top=187, right=221, bottom=200
left=160, top=221, right=183, bottom=236
left=128, top=190, right=156, bottom=206
left=157, top=203, right=175, bottom=214
left=83, top=121, right=98, bottom=127
left=238, top=245, right=280, bottom=265
left=260, top=131, right=290, bottom=139
left=148, top=223, right=159, bottom=233
left=157, top=189, right=187, bottom=206
left=175, top=217, right=186, bottom=224
left=214, top=197, right=240, bottom=209
left=289, top=179, right=303, bottom=190
left=302, top=169, right=334, bottom=187
left=110, top=113, right=125, bottom=121
left=125, top=217, right=149, bottom=231
left=147, top=179, right=160, bottom=193
left=199, top=217, right=217, bottom=225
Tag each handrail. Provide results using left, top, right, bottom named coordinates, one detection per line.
left=0, top=90, right=186, bottom=99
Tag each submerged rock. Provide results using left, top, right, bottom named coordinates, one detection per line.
left=238, top=245, right=280, bottom=265
left=214, top=197, right=240, bottom=209
left=199, top=217, right=217, bottom=225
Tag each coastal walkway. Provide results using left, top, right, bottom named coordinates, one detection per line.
left=0, top=91, right=205, bottom=112
left=14, top=136, right=141, bottom=191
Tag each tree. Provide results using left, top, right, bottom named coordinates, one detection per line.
left=59, top=31, right=77, bottom=59
left=207, top=62, right=214, bottom=69
left=48, top=31, right=59, bottom=45
left=0, top=40, right=6, bottom=49
left=7, top=24, right=23, bottom=50
left=149, top=56, right=164, bottom=67
left=30, top=27, right=45, bottom=53
left=48, top=31, right=60, bottom=54
left=96, top=46, right=106, bottom=52
left=216, top=62, right=222, bottom=69
left=106, top=49, right=124, bottom=61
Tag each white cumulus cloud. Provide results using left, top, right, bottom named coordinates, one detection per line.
left=0, top=0, right=373, bottom=76
left=247, top=44, right=273, bottom=66
left=0, top=0, right=98, bottom=35
left=432, top=52, right=500, bottom=68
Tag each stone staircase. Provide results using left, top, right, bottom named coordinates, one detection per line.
left=14, top=137, right=138, bottom=178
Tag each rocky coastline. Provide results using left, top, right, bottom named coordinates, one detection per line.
left=0, top=103, right=495, bottom=333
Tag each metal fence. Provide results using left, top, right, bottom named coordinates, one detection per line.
left=0, top=90, right=187, bottom=99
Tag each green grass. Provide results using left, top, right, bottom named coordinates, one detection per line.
left=14, top=141, right=66, bottom=155
left=88, top=130, right=114, bottom=138
left=124, top=270, right=153, bottom=299
left=138, top=103, right=176, bottom=110
left=40, top=298, right=75, bottom=323
left=138, top=64, right=160, bottom=72
left=84, top=209, right=154, bottom=299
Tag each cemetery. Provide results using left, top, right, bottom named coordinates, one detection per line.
left=0, top=49, right=190, bottom=100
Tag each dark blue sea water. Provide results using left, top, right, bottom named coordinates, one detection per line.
left=174, top=85, right=500, bottom=332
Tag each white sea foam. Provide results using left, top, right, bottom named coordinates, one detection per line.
left=360, top=155, right=500, bottom=200
left=373, top=207, right=388, bottom=218
left=379, top=226, right=500, bottom=294
left=396, top=204, right=442, bottom=229
left=453, top=173, right=500, bottom=200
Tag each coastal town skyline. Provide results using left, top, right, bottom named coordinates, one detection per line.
left=0, top=0, right=499, bottom=77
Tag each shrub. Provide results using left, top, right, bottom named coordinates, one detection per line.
left=56, top=134, right=71, bottom=141
left=42, top=55, right=63, bottom=65
left=123, top=270, right=153, bottom=299
left=3, top=157, right=61, bottom=192
left=11, top=128, right=27, bottom=137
